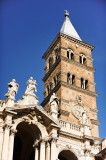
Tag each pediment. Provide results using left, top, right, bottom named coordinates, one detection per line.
left=4, top=104, right=60, bottom=128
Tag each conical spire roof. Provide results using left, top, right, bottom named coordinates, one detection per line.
left=60, top=11, right=82, bottom=41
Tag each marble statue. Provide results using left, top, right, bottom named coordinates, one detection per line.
left=49, top=93, right=59, bottom=119
left=25, top=77, right=37, bottom=95
left=79, top=109, right=88, bottom=125
left=5, top=79, right=19, bottom=100
left=49, top=93, right=59, bottom=108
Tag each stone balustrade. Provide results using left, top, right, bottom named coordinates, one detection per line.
left=59, top=120, right=82, bottom=136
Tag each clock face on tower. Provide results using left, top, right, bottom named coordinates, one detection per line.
left=72, top=104, right=84, bottom=120
left=72, top=103, right=88, bottom=125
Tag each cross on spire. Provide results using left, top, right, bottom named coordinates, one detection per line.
left=64, top=10, right=70, bottom=17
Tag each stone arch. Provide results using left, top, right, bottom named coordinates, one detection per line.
left=13, top=115, right=48, bottom=138
left=57, top=147, right=79, bottom=160
left=13, top=116, right=48, bottom=160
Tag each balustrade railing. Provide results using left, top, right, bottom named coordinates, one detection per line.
left=59, top=120, right=82, bottom=136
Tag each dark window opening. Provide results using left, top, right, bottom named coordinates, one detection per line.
left=49, top=57, right=53, bottom=69
left=67, top=73, right=75, bottom=85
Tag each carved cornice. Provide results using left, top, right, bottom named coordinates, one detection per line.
left=60, top=33, right=95, bottom=51
left=91, top=119, right=100, bottom=125
left=42, top=34, right=60, bottom=59
left=41, top=81, right=98, bottom=107
left=59, top=130, right=83, bottom=140
left=59, top=109, right=70, bottom=117
left=61, top=81, right=98, bottom=97
left=61, top=56, right=95, bottom=72
left=90, top=108, right=98, bottom=113
left=42, top=33, right=95, bottom=60
left=60, top=98, right=69, bottom=104
left=42, top=57, right=61, bottom=82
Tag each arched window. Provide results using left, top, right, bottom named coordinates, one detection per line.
left=54, top=74, right=59, bottom=86
left=67, top=73, right=75, bottom=85
left=67, top=50, right=74, bottom=60
left=79, top=54, right=86, bottom=65
left=81, top=78, right=88, bottom=89
left=49, top=82, right=53, bottom=92
left=47, top=85, right=50, bottom=94
left=81, top=78, right=84, bottom=89
left=85, top=80, right=88, bottom=89
left=49, top=57, right=53, bottom=69
left=55, top=48, right=59, bottom=60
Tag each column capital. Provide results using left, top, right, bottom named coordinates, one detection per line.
left=33, top=140, right=40, bottom=148
left=10, top=128, right=17, bottom=136
left=50, top=137, right=58, bottom=143
left=3, top=123, right=11, bottom=130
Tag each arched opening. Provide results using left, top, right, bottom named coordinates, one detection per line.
left=49, top=57, right=53, bottom=69
left=58, top=150, right=78, bottom=160
left=13, top=122, right=41, bottom=160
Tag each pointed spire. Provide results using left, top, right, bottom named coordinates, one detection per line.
left=60, top=11, right=82, bottom=41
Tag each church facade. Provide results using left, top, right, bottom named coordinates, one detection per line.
left=0, top=11, right=106, bottom=160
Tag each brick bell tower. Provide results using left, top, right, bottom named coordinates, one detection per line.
left=41, top=11, right=99, bottom=140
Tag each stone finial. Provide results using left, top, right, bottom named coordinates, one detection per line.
left=5, top=79, right=19, bottom=100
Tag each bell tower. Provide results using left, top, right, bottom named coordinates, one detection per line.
left=41, top=11, right=99, bottom=139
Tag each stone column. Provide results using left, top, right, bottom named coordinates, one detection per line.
left=1, top=124, right=11, bottom=160
left=8, top=129, right=17, bottom=160
left=45, top=141, right=50, bottom=160
left=35, top=145, right=39, bottom=160
left=0, top=124, right=3, bottom=160
left=51, top=138, right=57, bottom=160
left=39, top=139, right=45, bottom=160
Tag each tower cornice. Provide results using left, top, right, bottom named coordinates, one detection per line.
left=41, top=81, right=98, bottom=107
left=42, top=33, right=95, bottom=60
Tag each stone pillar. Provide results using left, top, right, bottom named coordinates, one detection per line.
left=51, top=138, right=57, bottom=160
left=0, top=124, right=3, bottom=160
left=46, top=141, right=50, bottom=160
left=35, top=145, right=39, bottom=160
left=39, top=140, right=45, bottom=160
left=1, top=124, right=11, bottom=160
left=8, top=129, right=16, bottom=160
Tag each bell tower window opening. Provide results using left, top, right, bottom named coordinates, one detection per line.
left=54, top=74, right=59, bottom=86
left=85, top=80, right=88, bottom=89
left=67, top=50, right=74, bottom=60
left=49, top=57, right=53, bottom=69
left=49, top=82, right=53, bottom=92
left=81, top=78, right=88, bottom=89
left=47, top=85, right=50, bottom=95
left=79, top=54, right=86, bottom=65
left=55, top=48, right=59, bottom=60
left=67, top=73, right=75, bottom=85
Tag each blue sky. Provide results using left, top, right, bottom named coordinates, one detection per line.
left=0, top=0, right=106, bottom=139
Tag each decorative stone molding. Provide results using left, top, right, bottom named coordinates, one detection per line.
left=10, top=128, right=17, bottom=135
left=59, top=109, right=70, bottom=117
left=3, top=123, right=12, bottom=131
left=42, top=34, right=60, bottom=59
left=90, top=119, right=100, bottom=125
left=60, top=32, right=94, bottom=51
left=61, top=55, right=95, bottom=71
